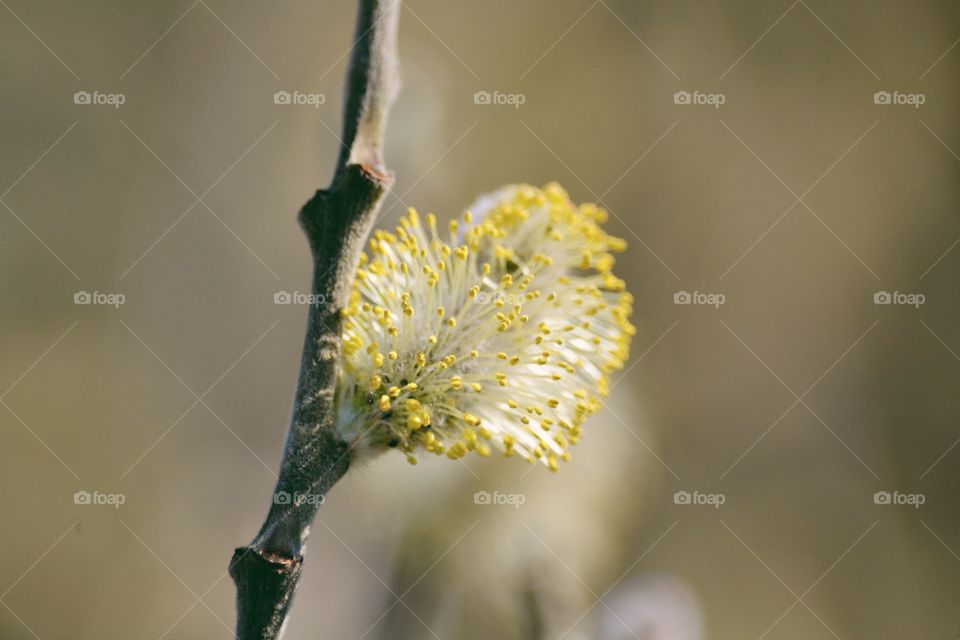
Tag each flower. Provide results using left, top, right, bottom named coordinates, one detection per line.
left=334, top=183, right=635, bottom=470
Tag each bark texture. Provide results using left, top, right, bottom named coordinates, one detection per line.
left=229, top=1, right=400, bottom=637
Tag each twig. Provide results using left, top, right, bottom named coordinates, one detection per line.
left=229, top=1, right=400, bottom=637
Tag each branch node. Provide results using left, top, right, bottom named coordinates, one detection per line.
left=230, top=548, right=304, bottom=640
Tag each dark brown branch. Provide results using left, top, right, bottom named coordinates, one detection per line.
left=230, top=1, right=400, bottom=638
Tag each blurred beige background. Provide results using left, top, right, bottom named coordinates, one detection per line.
left=1, top=1, right=959, bottom=638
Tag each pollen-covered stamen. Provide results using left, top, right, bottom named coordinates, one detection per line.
left=334, top=183, right=635, bottom=470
